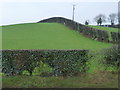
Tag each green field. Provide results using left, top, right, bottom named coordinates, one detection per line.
left=2, top=23, right=112, bottom=50
left=88, top=25, right=118, bottom=33
left=2, top=23, right=118, bottom=88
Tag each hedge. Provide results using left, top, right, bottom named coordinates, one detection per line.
left=2, top=50, right=88, bottom=76
left=111, top=32, right=120, bottom=43
left=103, top=45, right=120, bottom=69
left=38, top=17, right=110, bottom=43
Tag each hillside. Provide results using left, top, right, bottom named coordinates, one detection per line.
left=87, top=25, right=118, bottom=32
left=2, top=23, right=112, bottom=50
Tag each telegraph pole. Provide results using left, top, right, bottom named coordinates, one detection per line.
left=72, top=4, right=75, bottom=21
left=118, top=1, right=120, bottom=25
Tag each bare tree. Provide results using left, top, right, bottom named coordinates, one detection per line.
left=94, top=14, right=106, bottom=26
left=108, top=13, right=118, bottom=25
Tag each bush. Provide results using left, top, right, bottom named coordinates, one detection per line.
left=2, top=50, right=88, bottom=77
left=103, top=45, right=120, bottom=70
left=111, top=32, right=120, bottom=43
left=32, top=62, right=53, bottom=76
left=43, top=50, right=89, bottom=77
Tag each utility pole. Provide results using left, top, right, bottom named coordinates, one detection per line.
left=72, top=4, right=75, bottom=21
left=118, top=1, right=120, bottom=25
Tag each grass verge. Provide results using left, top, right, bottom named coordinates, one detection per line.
left=2, top=71, right=118, bottom=88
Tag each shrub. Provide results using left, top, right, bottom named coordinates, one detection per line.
left=111, top=32, right=120, bottom=43
left=103, top=45, right=120, bottom=70
left=2, top=50, right=88, bottom=77
left=43, top=50, right=88, bottom=77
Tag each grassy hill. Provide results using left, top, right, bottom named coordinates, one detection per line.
left=2, top=23, right=112, bottom=50
left=87, top=25, right=118, bottom=32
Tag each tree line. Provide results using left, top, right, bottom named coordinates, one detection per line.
left=85, top=13, right=118, bottom=26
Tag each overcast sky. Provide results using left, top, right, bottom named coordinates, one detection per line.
left=0, top=0, right=119, bottom=26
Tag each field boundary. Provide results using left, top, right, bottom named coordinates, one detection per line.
left=1, top=49, right=88, bottom=76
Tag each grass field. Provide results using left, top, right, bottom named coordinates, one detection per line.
left=88, top=25, right=118, bottom=33
left=2, top=23, right=118, bottom=88
left=2, top=23, right=112, bottom=50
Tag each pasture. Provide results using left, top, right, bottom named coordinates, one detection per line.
left=2, top=23, right=112, bottom=50
left=1, top=23, right=119, bottom=88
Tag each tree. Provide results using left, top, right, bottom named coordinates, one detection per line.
left=94, top=14, right=106, bottom=26
left=97, top=17, right=102, bottom=26
left=108, top=13, right=117, bottom=25
left=85, top=20, right=89, bottom=25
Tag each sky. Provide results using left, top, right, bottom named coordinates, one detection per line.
left=0, top=0, right=119, bottom=26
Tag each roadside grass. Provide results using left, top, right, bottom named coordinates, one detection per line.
left=2, top=71, right=118, bottom=88
left=2, top=23, right=112, bottom=50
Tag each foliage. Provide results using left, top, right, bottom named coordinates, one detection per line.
left=22, top=70, right=30, bottom=75
left=94, top=14, right=106, bottom=25
left=111, top=32, right=120, bottom=43
left=88, top=25, right=119, bottom=43
left=2, top=50, right=88, bottom=77
left=85, top=20, right=89, bottom=25
left=32, top=62, right=53, bottom=76
left=43, top=50, right=89, bottom=76
left=97, top=17, right=102, bottom=26
left=103, top=45, right=120, bottom=70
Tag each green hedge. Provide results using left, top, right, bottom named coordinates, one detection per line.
left=2, top=50, right=88, bottom=76
left=111, top=32, right=120, bottom=43
left=103, top=45, right=120, bottom=70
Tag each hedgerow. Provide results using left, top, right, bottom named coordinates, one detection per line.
left=111, top=32, right=120, bottom=43
left=2, top=50, right=88, bottom=77
left=103, top=45, right=120, bottom=70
